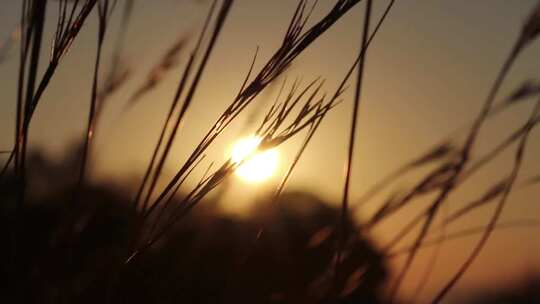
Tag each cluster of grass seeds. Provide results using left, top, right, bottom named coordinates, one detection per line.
left=344, top=2, right=540, bottom=302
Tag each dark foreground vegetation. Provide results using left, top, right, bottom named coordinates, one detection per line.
left=3, top=150, right=540, bottom=303
left=0, top=150, right=387, bottom=303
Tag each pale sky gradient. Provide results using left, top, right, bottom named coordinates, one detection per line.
left=1, top=0, right=540, bottom=302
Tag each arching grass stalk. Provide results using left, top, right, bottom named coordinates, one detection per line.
left=387, top=3, right=540, bottom=300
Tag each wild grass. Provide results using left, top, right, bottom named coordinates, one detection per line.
left=1, top=0, right=540, bottom=303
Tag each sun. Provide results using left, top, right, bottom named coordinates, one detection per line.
left=229, top=136, right=279, bottom=183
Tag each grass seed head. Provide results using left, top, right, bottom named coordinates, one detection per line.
left=520, top=2, right=540, bottom=47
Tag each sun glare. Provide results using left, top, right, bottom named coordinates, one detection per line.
left=230, top=136, right=278, bottom=183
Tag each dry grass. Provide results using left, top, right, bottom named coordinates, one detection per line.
left=1, top=0, right=540, bottom=303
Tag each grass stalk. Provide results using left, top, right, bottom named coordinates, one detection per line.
left=334, top=0, right=372, bottom=290
left=432, top=99, right=540, bottom=302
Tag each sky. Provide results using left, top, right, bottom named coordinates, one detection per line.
left=1, top=0, right=540, bottom=302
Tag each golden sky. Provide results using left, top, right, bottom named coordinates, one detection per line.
left=1, top=0, right=540, bottom=301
